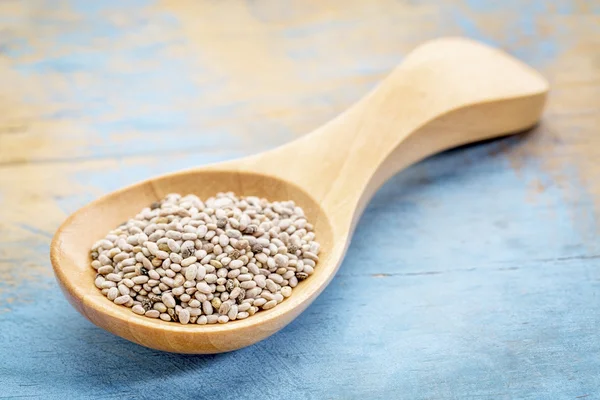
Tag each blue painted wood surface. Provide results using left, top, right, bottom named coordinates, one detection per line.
left=1, top=1, right=600, bottom=398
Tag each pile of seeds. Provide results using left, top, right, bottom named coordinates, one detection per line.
left=90, top=192, right=320, bottom=324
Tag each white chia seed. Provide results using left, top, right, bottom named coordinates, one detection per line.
left=90, top=192, right=320, bottom=324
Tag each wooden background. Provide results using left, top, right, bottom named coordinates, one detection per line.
left=1, top=0, right=599, bottom=398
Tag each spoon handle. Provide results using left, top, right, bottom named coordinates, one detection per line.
left=240, top=37, right=548, bottom=231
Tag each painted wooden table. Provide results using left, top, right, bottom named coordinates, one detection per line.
left=1, top=1, right=599, bottom=399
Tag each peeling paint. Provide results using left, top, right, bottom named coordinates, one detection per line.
left=1, top=2, right=600, bottom=396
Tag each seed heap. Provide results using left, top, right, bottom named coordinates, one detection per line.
left=90, top=192, right=320, bottom=324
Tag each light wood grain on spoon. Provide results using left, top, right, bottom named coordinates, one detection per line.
left=51, top=37, right=548, bottom=353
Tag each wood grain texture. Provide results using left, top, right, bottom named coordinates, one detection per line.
left=1, top=0, right=599, bottom=398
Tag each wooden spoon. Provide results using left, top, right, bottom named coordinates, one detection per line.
left=51, top=37, right=548, bottom=353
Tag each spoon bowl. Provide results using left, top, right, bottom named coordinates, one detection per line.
left=53, top=170, right=337, bottom=352
left=51, top=37, right=549, bottom=353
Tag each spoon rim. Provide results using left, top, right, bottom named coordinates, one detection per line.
left=50, top=165, right=340, bottom=338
